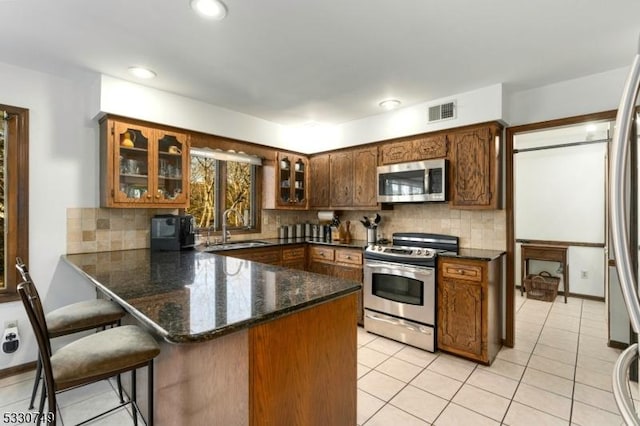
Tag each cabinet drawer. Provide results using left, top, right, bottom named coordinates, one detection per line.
left=441, top=261, right=483, bottom=282
left=335, top=249, right=362, bottom=266
left=310, top=246, right=334, bottom=262
left=282, top=246, right=306, bottom=261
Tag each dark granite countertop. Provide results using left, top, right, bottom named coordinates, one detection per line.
left=198, top=237, right=369, bottom=252
left=62, top=249, right=360, bottom=345
left=440, top=248, right=506, bottom=261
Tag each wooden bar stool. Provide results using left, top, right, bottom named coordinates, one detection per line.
left=15, top=257, right=127, bottom=409
left=18, top=280, right=160, bottom=426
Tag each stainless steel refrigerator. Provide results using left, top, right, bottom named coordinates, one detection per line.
left=610, top=35, right=640, bottom=425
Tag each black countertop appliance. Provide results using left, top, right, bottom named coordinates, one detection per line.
left=151, top=214, right=195, bottom=251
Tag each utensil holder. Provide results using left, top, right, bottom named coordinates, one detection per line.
left=367, top=228, right=377, bottom=244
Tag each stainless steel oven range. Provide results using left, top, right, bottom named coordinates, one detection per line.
left=363, top=233, right=458, bottom=352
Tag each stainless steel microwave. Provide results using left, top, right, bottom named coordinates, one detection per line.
left=376, top=159, right=447, bottom=203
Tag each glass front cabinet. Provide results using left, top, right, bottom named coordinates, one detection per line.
left=100, top=116, right=190, bottom=208
left=276, top=152, right=308, bottom=209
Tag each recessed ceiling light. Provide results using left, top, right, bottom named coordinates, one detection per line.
left=128, top=66, right=157, bottom=79
left=190, top=0, right=227, bottom=20
left=379, top=99, right=401, bottom=110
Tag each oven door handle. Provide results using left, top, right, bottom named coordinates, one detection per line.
left=365, top=261, right=433, bottom=277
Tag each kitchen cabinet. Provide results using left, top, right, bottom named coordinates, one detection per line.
left=379, top=134, right=448, bottom=165
left=220, top=246, right=282, bottom=266
left=353, top=147, right=378, bottom=207
left=218, top=244, right=306, bottom=270
left=275, top=152, right=308, bottom=209
left=448, top=122, right=502, bottom=209
left=330, top=151, right=353, bottom=207
left=437, top=256, right=503, bottom=365
left=100, top=116, right=189, bottom=208
left=309, top=154, right=330, bottom=208
left=329, top=147, right=378, bottom=209
left=308, top=245, right=364, bottom=325
left=281, top=245, right=306, bottom=270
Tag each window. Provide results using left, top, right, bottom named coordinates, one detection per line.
left=0, top=105, right=29, bottom=302
left=187, top=148, right=260, bottom=233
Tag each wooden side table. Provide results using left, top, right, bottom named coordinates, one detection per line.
left=521, top=244, right=568, bottom=303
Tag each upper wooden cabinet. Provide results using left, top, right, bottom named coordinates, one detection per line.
left=309, top=154, right=330, bottom=209
left=330, top=151, right=353, bottom=207
left=448, top=123, right=502, bottom=209
left=275, top=153, right=308, bottom=209
left=379, top=134, right=448, bottom=165
left=353, top=148, right=378, bottom=207
left=328, top=146, right=378, bottom=209
left=100, top=116, right=190, bottom=208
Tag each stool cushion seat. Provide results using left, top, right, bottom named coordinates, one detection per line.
left=51, top=325, right=160, bottom=390
left=46, top=299, right=125, bottom=338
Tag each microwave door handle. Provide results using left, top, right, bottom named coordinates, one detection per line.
left=424, top=170, right=430, bottom=194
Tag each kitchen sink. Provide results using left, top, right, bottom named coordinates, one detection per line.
left=199, top=240, right=273, bottom=252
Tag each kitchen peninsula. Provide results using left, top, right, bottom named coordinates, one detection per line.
left=62, top=249, right=360, bottom=426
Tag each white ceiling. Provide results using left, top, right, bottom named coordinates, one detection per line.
left=1, top=0, right=640, bottom=126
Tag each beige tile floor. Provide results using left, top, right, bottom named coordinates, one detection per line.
left=357, top=293, right=631, bottom=425
left=0, top=293, right=632, bottom=425
left=0, top=373, right=141, bottom=425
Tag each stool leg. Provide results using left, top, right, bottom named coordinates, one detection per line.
left=117, top=373, right=124, bottom=403
left=38, top=384, right=46, bottom=420
left=29, top=355, right=43, bottom=409
left=148, top=361, right=154, bottom=426
left=132, top=370, right=137, bottom=426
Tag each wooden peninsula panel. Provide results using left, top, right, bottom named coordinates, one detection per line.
left=249, top=293, right=357, bottom=426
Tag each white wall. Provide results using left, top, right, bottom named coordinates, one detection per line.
left=100, top=77, right=505, bottom=154
left=505, top=67, right=629, bottom=125
left=0, top=61, right=102, bottom=369
left=99, top=75, right=287, bottom=151
left=334, top=84, right=504, bottom=150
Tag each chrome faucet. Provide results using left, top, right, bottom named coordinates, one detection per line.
left=222, top=208, right=245, bottom=243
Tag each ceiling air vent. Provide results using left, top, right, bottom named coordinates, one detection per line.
left=428, top=101, right=456, bottom=123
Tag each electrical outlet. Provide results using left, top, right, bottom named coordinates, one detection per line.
left=581, top=270, right=589, bottom=279
left=2, top=325, right=19, bottom=354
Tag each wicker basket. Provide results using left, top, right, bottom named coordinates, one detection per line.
left=524, top=271, right=560, bottom=302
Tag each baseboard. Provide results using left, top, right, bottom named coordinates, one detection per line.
left=608, top=340, right=629, bottom=350
left=516, top=285, right=605, bottom=302
left=0, top=361, right=36, bottom=380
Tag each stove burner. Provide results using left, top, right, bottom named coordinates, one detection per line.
left=364, top=232, right=458, bottom=267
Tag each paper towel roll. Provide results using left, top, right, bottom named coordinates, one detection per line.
left=317, top=211, right=335, bottom=222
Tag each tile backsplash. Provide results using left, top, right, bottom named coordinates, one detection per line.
left=66, top=204, right=506, bottom=254
left=261, top=205, right=505, bottom=250
left=66, top=208, right=176, bottom=254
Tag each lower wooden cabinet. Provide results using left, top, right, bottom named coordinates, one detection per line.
left=221, top=246, right=282, bottom=265
left=281, top=245, right=306, bottom=270
left=308, top=245, right=364, bottom=325
left=437, top=256, right=503, bottom=365
left=219, top=244, right=307, bottom=269
left=219, top=243, right=364, bottom=326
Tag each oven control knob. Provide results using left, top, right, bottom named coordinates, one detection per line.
left=415, top=249, right=423, bottom=255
